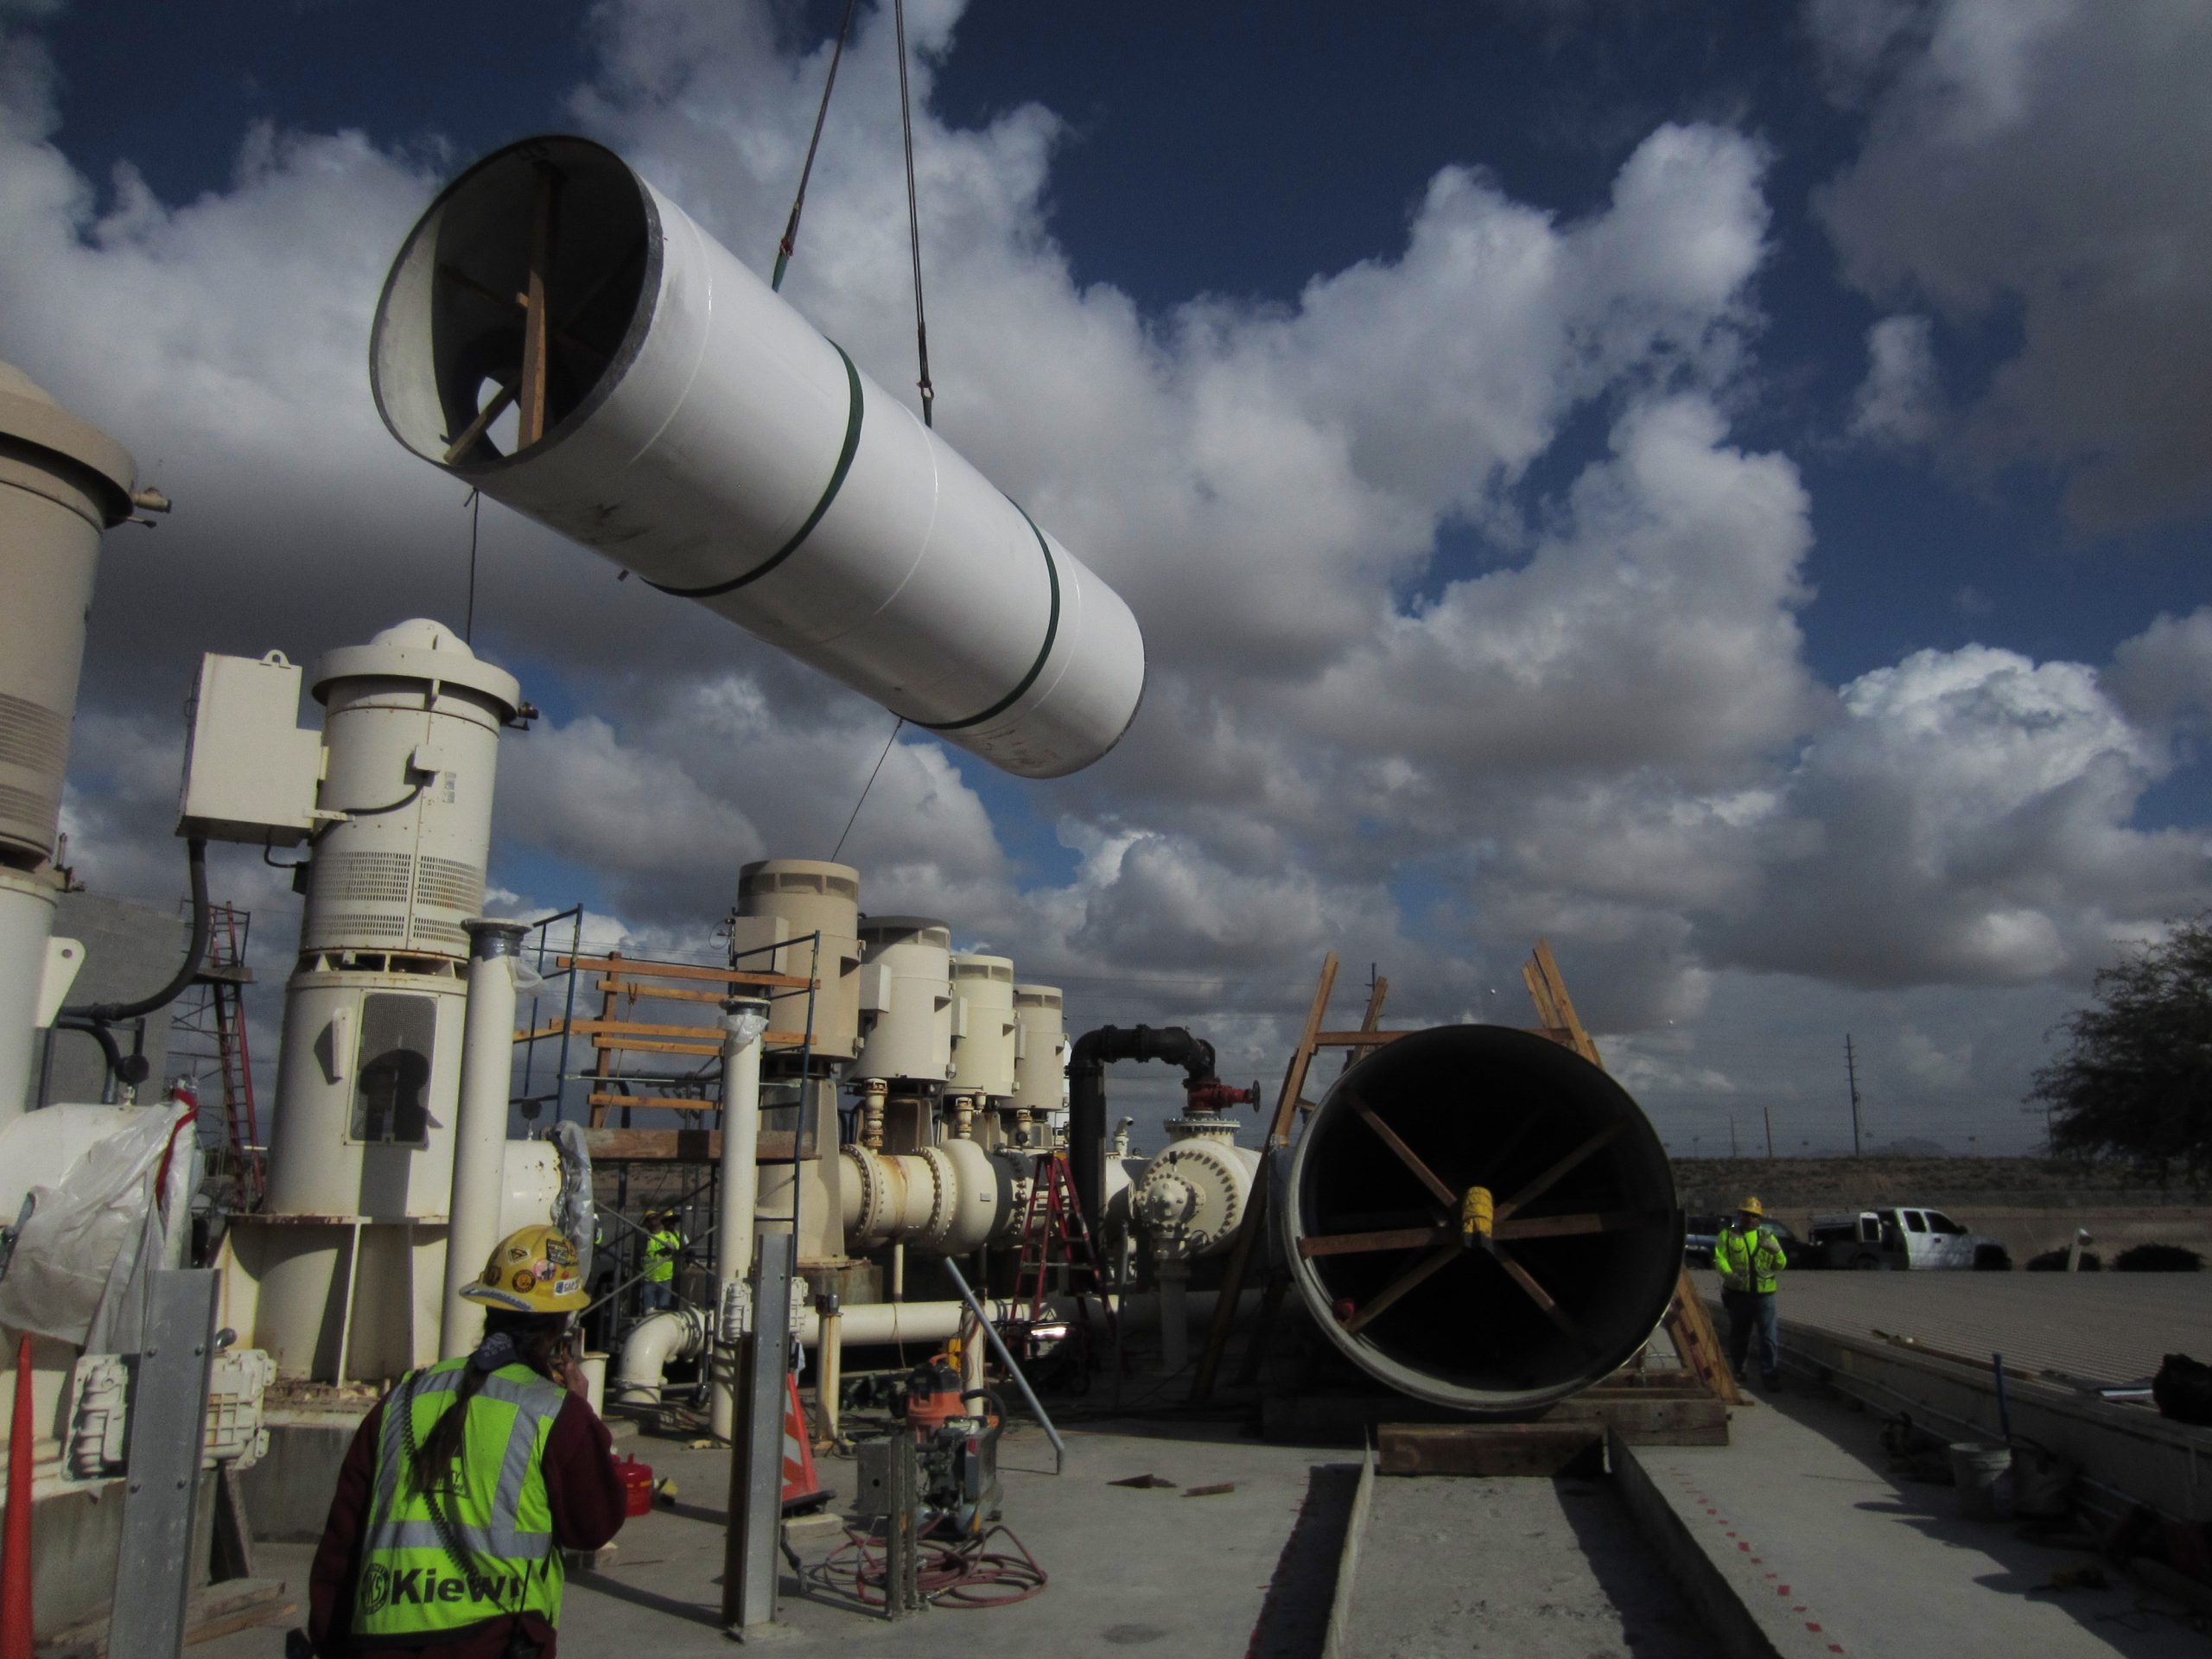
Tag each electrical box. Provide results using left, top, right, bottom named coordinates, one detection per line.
left=176, top=652, right=324, bottom=845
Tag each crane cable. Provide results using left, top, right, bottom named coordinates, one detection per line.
left=824, top=0, right=940, bottom=854
left=770, top=0, right=861, bottom=294
left=893, top=0, right=936, bottom=427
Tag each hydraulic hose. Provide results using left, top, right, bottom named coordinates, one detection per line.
left=62, top=836, right=210, bottom=1023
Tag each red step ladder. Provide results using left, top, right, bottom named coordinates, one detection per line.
left=1009, top=1151, right=1117, bottom=1372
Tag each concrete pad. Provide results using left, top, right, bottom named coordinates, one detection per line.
left=197, top=1416, right=1341, bottom=1657
left=1622, top=1385, right=2208, bottom=1658
left=1343, top=1472, right=1707, bottom=1657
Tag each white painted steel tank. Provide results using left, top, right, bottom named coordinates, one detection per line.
left=853, top=917, right=953, bottom=1085
left=302, top=620, right=520, bottom=960
left=1135, top=1114, right=1261, bottom=1264
left=1010, top=984, right=1068, bottom=1118
left=731, top=859, right=862, bottom=1062
left=368, top=136, right=1145, bottom=780
left=948, top=953, right=1017, bottom=1101
left=0, top=870, right=60, bottom=1125
left=0, top=362, right=134, bottom=865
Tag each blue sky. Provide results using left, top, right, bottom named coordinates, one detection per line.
left=10, top=0, right=2209, bottom=1154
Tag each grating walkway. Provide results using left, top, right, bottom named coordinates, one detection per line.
left=1692, top=1268, right=2212, bottom=1387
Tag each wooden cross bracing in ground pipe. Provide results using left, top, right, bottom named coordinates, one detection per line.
left=1187, top=939, right=1742, bottom=1406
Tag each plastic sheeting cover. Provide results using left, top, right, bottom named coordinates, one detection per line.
left=550, top=1118, right=596, bottom=1287
left=0, top=1102, right=193, bottom=1350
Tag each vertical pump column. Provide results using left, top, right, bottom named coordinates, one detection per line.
left=710, top=999, right=768, bottom=1441
left=0, top=363, right=135, bottom=1123
left=441, top=918, right=529, bottom=1358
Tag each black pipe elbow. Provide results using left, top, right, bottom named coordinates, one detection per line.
left=1066, top=1023, right=1220, bottom=1230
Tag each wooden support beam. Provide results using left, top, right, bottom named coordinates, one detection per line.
left=1344, top=1243, right=1458, bottom=1335
left=517, top=162, right=558, bottom=448
left=442, top=380, right=517, bottom=466
left=1490, top=1244, right=1583, bottom=1344
left=1191, top=950, right=1338, bottom=1405
left=1493, top=1121, right=1624, bottom=1222
left=587, top=1092, right=717, bottom=1113
left=558, top=954, right=811, bottom=990
left=1348, top=1091, right=1459, bottom=1209
left=1489, top=1209, right=1646, bottom=1243
left=1311, top=1029, right=1410, bottom=1048
left=1297, top=1226, right=1448, bottom=1258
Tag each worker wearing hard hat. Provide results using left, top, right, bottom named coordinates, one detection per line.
left=1713, top=1197, right=1788, bottom=1391
left=642, top=1211, right=685, bottom=1311
left=302, top=1226, right=626, bottom=1656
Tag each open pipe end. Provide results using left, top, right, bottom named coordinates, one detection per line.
left=371, top=136, right=658, bottom=474
left=1284, top=1024, right=1683, bottom=1414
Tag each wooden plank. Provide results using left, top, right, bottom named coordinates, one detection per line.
left=1344, top=1243, right=1458, bottom=1335
left=1348, top=1091, right=1459, bottom=1208
left=1663, top=1267, right=1748, bottom=1407
left=587, top=1092, right=717, bottom=1113
left=559, top=954, right=812, bottom=989
left=1192, top=950, right=1338, bottom=1405
left=1311, top=1028, right=1411, bottom=1048
left=1377, top=1422, right=1602, bottom=1478
left=1493, top=1121, right=1624, bottom=1222
left=517, top=162, right=557, bottom=448
left=1491, top=1244, right=1581, bottom=1342
left=1297, top=1226, right=1447, bottom=1258
left=1490, top=1209, right=1646, bottom=1242
left=1544, top=1392, right=1730, bottom=1445
left=590, top=947, right=621, bottom=1128
left=582, top=1127, right=803, bottom=1162
left=596, top=977, right=747, bottom=1006
left=1527, top=939, right=1602, bottom=1067
left=588, top=1030, right=808, bottom=1054
left=442, top=380, right=516, bottom=465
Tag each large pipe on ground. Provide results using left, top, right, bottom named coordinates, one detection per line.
left=1067, top=1026, right=1217, bottom=1235
left=1281, top=1025, right=1682, bottom=1414
left=369, top=136, right=1145, bottom=780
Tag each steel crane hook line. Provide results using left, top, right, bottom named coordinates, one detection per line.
left=771, top=0, right=861, bottom=295
left=893, top=0, right=935, bottom=428
left=462, top=486, right=481, bottom=643
left=831, top=715, right=905, bottom=863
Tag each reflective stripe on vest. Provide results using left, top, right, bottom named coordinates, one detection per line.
left=354, top=1359, right=567, bottom=1637
left=1717, top=1225, right=1785, bottom=1294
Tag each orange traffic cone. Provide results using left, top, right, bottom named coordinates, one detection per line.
left=779, top=1372, right=825, bottom=1512
left=3, top=1332, right=35, bottom=1659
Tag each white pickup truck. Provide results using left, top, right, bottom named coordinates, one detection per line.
left=1805, top=1206, right=2005, bottom=1270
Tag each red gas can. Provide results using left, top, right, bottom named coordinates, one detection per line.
left=618, top=1455, right=655, bottom=1517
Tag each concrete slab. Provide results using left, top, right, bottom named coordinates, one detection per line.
left=1691, top=1268, right=2212, bottom=1388
left=196, top=1416, right=1344, bottom=1657
left=1622, top=1384, right=2208, bottom=1658
left=1342, top=1472, right=1707, bottom=1658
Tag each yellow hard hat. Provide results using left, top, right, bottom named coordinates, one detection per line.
left=1738, top=1196, right=1764, bottom=1219
left=461, top=1224, right=588, bottom=1314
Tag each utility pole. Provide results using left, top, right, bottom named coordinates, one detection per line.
left=1729, top=1116, right=1738, bottom=1159
left=1844, top=1033, right=1863, bottom=1158
left=1764, top=1104, right=1774, bottom=1160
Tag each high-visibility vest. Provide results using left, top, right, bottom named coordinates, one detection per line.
left=645, top=1230, right=683, bottom=1284
left=353, top=1358, right=567, bottom=1638
left=1715, top=1224, right=1787, bottom=1294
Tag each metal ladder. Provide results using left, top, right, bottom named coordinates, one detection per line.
left=1010, top=1150, right=1117, bottom=1370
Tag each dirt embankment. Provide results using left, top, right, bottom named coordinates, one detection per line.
left=1673, top=1155, right=2212, bottom=1262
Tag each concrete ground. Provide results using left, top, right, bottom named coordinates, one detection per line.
left=199, top=1414, right=1348, bottom=1657
left=1637, top=1380, right=2209, bottom=1657
left=1691, top=1268, right=2212, bottom=1387
left=1344, top=1473, right=1707, bottom=1658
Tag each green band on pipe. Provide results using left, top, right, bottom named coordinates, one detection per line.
left=648, top=342, right=864, bottom=600
left=917, top=499, right=1062, bottom=734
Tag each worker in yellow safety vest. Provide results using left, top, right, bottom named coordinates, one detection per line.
left=643, top=1211, right=684, bottom=1311
left=304, top=1225, right=626, bottom=1657
left=1713, top=1196, right=1788, bottom=1391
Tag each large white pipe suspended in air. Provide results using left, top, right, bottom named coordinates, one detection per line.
left=369, top=136, right=1147, bottom=780
left=440, top=919, right=530, bottom=1359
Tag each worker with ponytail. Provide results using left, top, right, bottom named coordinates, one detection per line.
left=303, top=1226, right=626, bottom=1656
